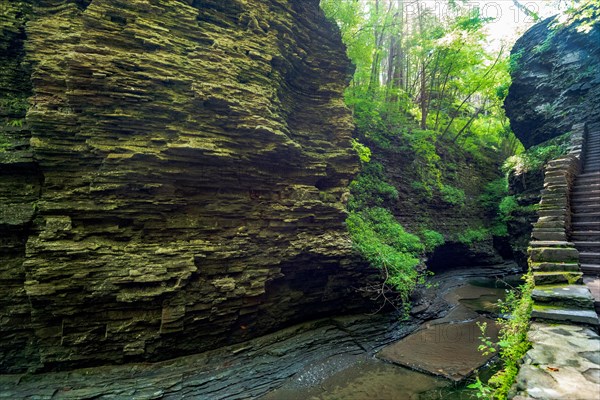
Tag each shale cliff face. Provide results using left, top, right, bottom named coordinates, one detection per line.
left=505, top=6, right=600, bottom=148
left=0, top=0, right=372, bottom=372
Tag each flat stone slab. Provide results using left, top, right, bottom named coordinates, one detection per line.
left=584, top=275, right=600, bottom=304
left=532, top=305, right=600, bottom=325
left=377, top=317, right=501, bottom=382
left=529, top=247, right=579, bottom=263
left=532, top=284, right=595, bottom=308
left=529, top=241, right=573, bottom=248
left=513, top=322, right=600, bottom=399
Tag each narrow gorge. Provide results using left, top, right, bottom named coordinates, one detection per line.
left=0, top=0, right=599, bottom=399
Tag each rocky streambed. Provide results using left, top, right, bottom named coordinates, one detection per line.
left=0, top=263, right=520, bottom=399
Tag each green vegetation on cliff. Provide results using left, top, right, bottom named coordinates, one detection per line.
left=322, top=0, right=523, bottom=308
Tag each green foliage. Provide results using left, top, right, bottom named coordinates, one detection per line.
left=408, top=130, right=442, bottom=195
left=420, top=229, right=445, bottom=252
left=471, top=273, right=534, bottom=400
left=348, top=162, right=398, bottom=210
left=479, top=178, right=508, bottom=212
left=503, top=134, right=569, bottom=175
left=351, top=138, right=371, bottom=163
left=346, top=208, right=423, bottom=301
left=508, top=49, right=524, bottom=74
left=0, top=95, right=28, bottom=116
left=498, top=196, right=518, bottom=219
left=560, top=0, right=600, bottom=34
left=321, top=0, right=520, bottom=162
left=533, top=31, right=555, bottom=54
left=458, top=227, right=490, bottom=244
left=440, top=184, right=466, bottom=207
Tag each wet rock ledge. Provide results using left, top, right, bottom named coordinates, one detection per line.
left=0, top=0, right=376, bottom=373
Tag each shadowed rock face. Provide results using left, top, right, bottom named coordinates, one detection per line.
left=505, top=8, right=600, bottom=148
left=0, top=0, right=376, bottom=372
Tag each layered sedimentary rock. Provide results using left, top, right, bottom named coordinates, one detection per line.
left=505, top=4, right=600, bottom=148
left=0, top=0, right=374, bottom=372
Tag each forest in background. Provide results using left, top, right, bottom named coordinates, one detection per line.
left=320, top=0, right=583, bottom=308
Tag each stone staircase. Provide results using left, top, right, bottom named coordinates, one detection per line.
left=528, top=123, right=600, bottom=326
left=572, top=122, right=600, bottom=314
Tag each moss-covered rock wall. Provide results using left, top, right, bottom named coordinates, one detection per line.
left=0, top=0, right=375, bottom=372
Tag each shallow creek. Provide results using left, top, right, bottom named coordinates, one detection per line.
left=262, top=272, right=520, bottom=400
left=0, top=265, right=520, bottom=399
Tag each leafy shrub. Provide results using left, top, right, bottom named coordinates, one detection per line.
left=503, top=134, right=569, bottom=175
left=351, top=138, right=371, bottom=163
left=408, top=129, right=442, bottom=192
left=410, top=180, right=434, bottom=199
left=440, top=184, right=466, bottom=206
left=348, top=162, right=398, bottom=210
left=479, top=178, right=508, bottom=212
left=420, top=229, right=445, bottom=252
left=346, top=208, right=423, bottom=301
left=471, top=272, right=533, bottom=400
left=359, top=207, right=423, bottom=254
left=458, top=227, right=490, bottom=244
left=498, top=196, right=518, bottom=220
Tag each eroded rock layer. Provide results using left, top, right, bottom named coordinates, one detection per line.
left=0, top=0, right=373, bottom=372
left=505, top=6, right=600, bottom=148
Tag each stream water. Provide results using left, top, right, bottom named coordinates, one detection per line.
left=262, top=274, right=520, bottom=400
left=0, top=265, right=521, bottom=399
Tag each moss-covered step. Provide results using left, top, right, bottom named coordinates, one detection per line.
left=528, top=247, right=579, bottom=263
left=532, top=284, right=595, bottom=309
left=531, top=304, right=599, bottom=326
left=529, top=241, right=574, bottom=248
left=530, top=262, right=581, bottom=272
left=531, top=231, right=567, bottom=241
left=533, top=271, right=583, bottom=285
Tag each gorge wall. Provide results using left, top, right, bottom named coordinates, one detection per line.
left=0, top=0, right=377, bottom=373
left=505, top=5, right=600, bottom=148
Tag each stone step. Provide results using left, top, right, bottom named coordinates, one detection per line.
left=572, top=196, right=600, bottom=204
left=531, top=304, right=600, bottom=326
left=532, top=284, right=595, bottom=309
left=572, top=204, right=600, bottom=214
left=574, top=174, right=600, bottom=184
left=580, top=252, right=600, bottom=264
left=572, top=222, right=600, bottom=229
left=533, top=221, right=569, bottom=230
left=583, top=276, right=600, bottom=314
left=572, top=186, right=600, bottom=195
left=528, top=247, right=579, bottom=263
left=573, top=212, right=600, bottom=223
left=541, top=189, right=570, bottom=197
left=575, top=171, right=600, bottom=179
left=534, top=271, right=583, bottom=285
left=583, top=168, right=600, bottom=174
left=581, top=264, right=600, bottom=275
left=571, top=231, right=600, bottom=241
left=538, top=209, right=568, bottom=218
left=573, top=241, right=600, bottom=252
left=531, top=262, right=581, bottom=272
left=531, top=231, right=567, bottom=241
left=583, top=272, right=600, bottom=294
left=529, top=241, right=574, bottom=248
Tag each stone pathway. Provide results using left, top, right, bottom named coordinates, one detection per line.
left=517, top=124, right=600, bottom=399
left=528, top=123, right=599, bottom=325
left=512, top=323, right=600, bottom=400
left=573, top=121, right=600, bottom=312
